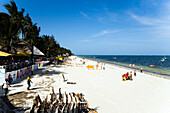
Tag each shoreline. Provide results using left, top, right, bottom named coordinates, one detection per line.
left=77, top=56, right=170, bottom=80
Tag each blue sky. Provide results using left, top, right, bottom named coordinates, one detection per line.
left=1, top=0, right=170, bottom=55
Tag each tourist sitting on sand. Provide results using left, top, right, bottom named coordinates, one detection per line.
left=122, top=72, right=133, bottom=81
left=126, top=72, right=129, bottom=79
left=130, top=71, right=133, bottom=80
left=122, top=74, right=127, bottom=81
left=2, top=78, right=11, bottom=96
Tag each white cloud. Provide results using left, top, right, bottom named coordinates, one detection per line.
left=79, top=39, right=91, bottom=42
left=93, top=8, right=118, bottom=23
left=80, top=11, right=90, bottom=19
left=130, top=13, right=156, bottom=25
left=128, top=11, right=170, bottom=39
left=93, top=30, right=119, bottom=37
left=129, top=12, right=168, bottom=26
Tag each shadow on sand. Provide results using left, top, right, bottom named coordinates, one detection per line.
left=34, top=66, right=67, bottom=76
left=31, top=86, right=43, bottom=90
left=0, top=64, right=67, bottom=112
left=12, top=84, right=23, bottom=87
left=0, top=96, right=16, bottom=113
left=11, top=64, right=67, bottom=85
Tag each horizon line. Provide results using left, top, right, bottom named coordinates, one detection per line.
left=75, top=54, right=170, bottom=56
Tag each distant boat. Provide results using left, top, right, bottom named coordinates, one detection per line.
left=160, top=57, right=166, bottom=62
left=160, top=59, right=165, bottom=62
left=150, top=64, right=155, bottom=67
left=129, top=64, right=135, bottom=67
left=113, top=57, right=116, bottom=59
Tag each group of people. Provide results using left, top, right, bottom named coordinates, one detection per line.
left=1, top=74, right=33, bottom=96
left=0, top=58, right=32, bottom=72
left=1, top=78, right=11, bottom=96
left=1, top=74, right=14, bottom=96
left=122, top=70, right=136, bottom=81
left=96, top=61, right=105, bottom=70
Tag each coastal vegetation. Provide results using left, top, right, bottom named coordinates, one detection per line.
left=0, top=0, right=72, bottom=57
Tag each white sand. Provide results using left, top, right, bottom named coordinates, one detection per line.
left=8, top=56, right=170, bottom=113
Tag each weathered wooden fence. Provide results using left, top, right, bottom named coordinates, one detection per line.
left=30, top=88, right=97, bottom=113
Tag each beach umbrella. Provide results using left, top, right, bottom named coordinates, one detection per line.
left=33, top=46, right=44, bottom=55
left=0, top=51, right=11, bottom=56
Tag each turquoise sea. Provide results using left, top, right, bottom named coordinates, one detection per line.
left=78, top=55, right=170, bottom=77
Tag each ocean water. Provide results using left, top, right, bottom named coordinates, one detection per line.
left=78, top=55, right=170, bottom=77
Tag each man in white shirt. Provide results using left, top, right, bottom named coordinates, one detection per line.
left=2, top=79, right=11, bottom=96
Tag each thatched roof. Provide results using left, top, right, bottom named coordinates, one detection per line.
left=0, top=41, right=32, bottom=55
left=12, top=41, right=32, bottom=54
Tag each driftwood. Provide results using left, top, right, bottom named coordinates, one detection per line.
left=30, top=88, right=98, bottom=113
left=67, top=82, right=76, bottom=84
left=62, top=74, right=67, bottom=82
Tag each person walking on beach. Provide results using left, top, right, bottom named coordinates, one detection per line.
left=27, top=75, right=32, bottom=90
left=134, top=70, right=136, bottom=76
left=2, top=79, right=11, bottom=96
left=103, top=62, right=106, bottom=70
left=140, top=67, right=143, bottom=73
left=96, top=63, right=99, bottom=69
left=101, top=62, right=103, bottom=70
left=8, top=74, right=13, bottom=84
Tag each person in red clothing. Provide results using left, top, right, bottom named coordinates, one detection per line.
left=2, top=79, right=11, bottom=96
left=134, top=70, right=136, bottom=76
left=122, top=74, right=127, bottom=81
left=126, top=72, right=129, bottom=79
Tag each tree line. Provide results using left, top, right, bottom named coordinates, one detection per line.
left=0, top=0, right=73, bottom=57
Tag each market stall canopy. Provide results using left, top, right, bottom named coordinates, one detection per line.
left=0, top=51, right=11, bottom=56
left=13, top=41, right=32, bottom=54
left=0, top=41, right=44, bottom=55
left=12, top=52, right=30, bottom=56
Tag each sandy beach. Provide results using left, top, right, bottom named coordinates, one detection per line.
left=5, top=56, right=170, bottom=113
left=1, top=0, right=170, bottom=113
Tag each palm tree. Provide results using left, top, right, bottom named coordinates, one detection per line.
left=3, top=0, right=18, bottom=19
left=42, top=35, right=50, bottom=57
left=1, top=0, right=24, bottom=52
left=0, top=0, right=73, bottom=56
left=4, top=0, right=27, bottom=40
left=0, top=12, right=20, bottom=52
left=18, top=8, right=26, bottom=40
left=0, top=13, right=11, bottom=49
left=24, top=14, right=40, bottom=43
